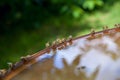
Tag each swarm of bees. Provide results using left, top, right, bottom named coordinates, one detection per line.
left=87, top=24, right=120, bottom=40
left=0, top=35, right=73, bottom=78
left=115, top=24, right=120, bottom=32
left=20, top=55, right=31, bottom=62
left=45, top=35, right=73, bottom=53
left=0, top=69, right=6, bottom=76
left=115, top=24, right=120, bottom=28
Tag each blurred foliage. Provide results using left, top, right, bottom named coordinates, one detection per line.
left=0, top=0, right=120, bottom=69
left=0, top=0, right=104, bottom=35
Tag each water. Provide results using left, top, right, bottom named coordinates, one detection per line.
left=11, top=32, right=120, bottom=80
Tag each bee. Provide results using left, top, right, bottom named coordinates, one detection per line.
left=45, top=42, right=50, bottom=47
left=115, top=24, right=120, bottom=28
left=68, top=35, right=72, bottom=39
left=91, top=28, right=95, bottom=36
left=103, top=26, right=108, bottom=30
left=87, top=29, right=96, bottom=40
left=52, top=41, right=57, bottom=45
left=103, top=26, right=109, bottom=34
left=0, top=69, right=6, bottom=76
left=7, top=62, right=14, bottom=69
left=61, top=38, right=65, bottom=42
left=56, top=38, right=62, bottom=43
left=115, top=24, right=120, bottom=32
left=20, top=55, right=31, bottom=62
left=51, top=41, right=57, bottom=53
left=68, top=35, right=73, bottom=45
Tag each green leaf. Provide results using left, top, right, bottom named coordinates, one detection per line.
left=83, top=1, right=95, bottom=10
left=95, top=0, right=104, bottom=6
left=71, top=5, right=83, bottom=18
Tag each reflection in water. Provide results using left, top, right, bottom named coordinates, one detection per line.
left=12, top=32, right=120, bottom=80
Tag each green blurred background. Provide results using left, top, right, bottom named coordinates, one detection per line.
left=0, top=0, right=120, bottom=69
